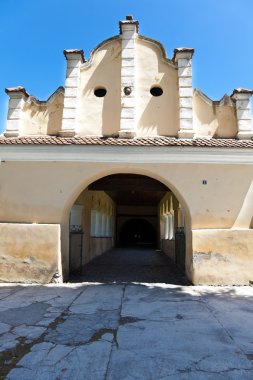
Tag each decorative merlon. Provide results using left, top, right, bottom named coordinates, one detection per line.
left=59, top=50, right=85, bottom=137
left=172, top=48, right=195, bottom=62
left=119, top=15, right=139, bottom=34
left=5, top=86, right=30, bottom=98
left=63, top=49, right=85, bottom=63
left=174, top=48, right=195, bottom=139
left=231, top=88, right=253, bottom=140
left=119, top=16, right=138, bottom=138
left=4, top=86, right=29, bottom=137
left=231, top=88, right=253, bottom=96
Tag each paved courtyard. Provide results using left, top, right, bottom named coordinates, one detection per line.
left=0, top=282, right=253, bottom=379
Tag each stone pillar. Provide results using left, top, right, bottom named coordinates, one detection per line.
left=59, top=50, right=85, bottom=137
left=231, top=88, right=253, bottom=140
left=119, top=16, right=139, bottom=138
left=173, top=48, right=195, bottom=139
left=4, top=87, right=29, bottom=137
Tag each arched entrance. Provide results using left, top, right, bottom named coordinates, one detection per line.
left=67, top=173, right=188, bottom=283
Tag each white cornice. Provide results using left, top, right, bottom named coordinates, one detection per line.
left=81, top=36, right=119, bottom=70
left=1, top=145, right=253, bottom=165
left=80, top=34, right=176, bottom=71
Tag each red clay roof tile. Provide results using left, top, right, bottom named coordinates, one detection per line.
left=0, top=136, right=253, bottom=148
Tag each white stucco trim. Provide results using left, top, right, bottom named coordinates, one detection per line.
left=1, top=146, right=253, bottom=164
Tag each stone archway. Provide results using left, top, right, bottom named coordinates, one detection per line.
left=66, top=173, right=189, bottom=283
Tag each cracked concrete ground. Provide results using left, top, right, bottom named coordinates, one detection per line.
left=0, top=283, right=253, bottom=379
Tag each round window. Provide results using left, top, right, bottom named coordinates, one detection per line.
left=150, top=86, right=163, bottom=97
left=94, top=87, right=107, bottom=97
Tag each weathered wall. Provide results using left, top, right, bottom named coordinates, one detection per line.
left=8, top=37, right=242, bottom=139
left=161, top=239, right=175, bottom=261
left=135, top=38, right=179, bottom=137
left=21, top=92, right=64, bottom=136
left=193, top=93, right=237, bottom=138
left=89, top=237, right=114, bottom=261
left=0, top=223, right=60, bottom=283
left=77, top=37, right=178, bottom=137
left=78, top=40, right=122, bottom=136
left=192, top=229, right=253, bottom=285
left=73, top=189, right=115, bottom=266
left=1, top=158, right=253, bottom=282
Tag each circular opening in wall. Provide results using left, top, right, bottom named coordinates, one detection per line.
left=150, top=86, right=163, bottom=97
left=94, top=87, right=107, bottom=97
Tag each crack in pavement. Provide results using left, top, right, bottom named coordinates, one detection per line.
left=1, top=284, right=253, bottom=379
left=153, top=366, right=253, bottom=379
left=0, top=286, right=88, bottom=379
left=247, top=354, right=253, bottom=361
left=104, top=284, right=126, bottom=380
left=0, top=287, right=25, bottom=301
left=88, top=328, right=117, bottom=344
left=200, top=294, right=253, bottom=368
left=119, top=316, right=143, bottom=325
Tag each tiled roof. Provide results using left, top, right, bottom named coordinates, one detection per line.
left=0, top=136, right=253, bottom=148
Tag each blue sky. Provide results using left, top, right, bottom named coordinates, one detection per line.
left=0, top=0, right=252, bottom=133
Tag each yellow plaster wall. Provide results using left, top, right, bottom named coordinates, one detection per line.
left=77, top=37, right=178, bottom=137
left=1, top=160, right=253, bottom=282
left=6, top=36, right=242, bottom=140
left=0, top=162, right=253, bottom=224
left=21, top=92, right=64, bottom=136
left=193, top=94, right=237, bottom=138
left=135, top=39, right=179, bottom=136
left=16, top=38, right=239, bottom=140
left=0, top=223, right=60, bottom=283
left=1, top=161, right=253, bottom=229
left=73, top=189, right=115, bottom=265
left=77, top=40, right=122, bottom=136
left=192, top=229, right=253, bottom=285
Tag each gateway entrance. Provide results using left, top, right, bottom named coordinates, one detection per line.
left=69, top=174, right=186, bottom=282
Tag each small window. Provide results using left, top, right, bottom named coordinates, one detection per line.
left=150, top=86, right=163, bottom=97
left=94, top=87, right=107, bottom=97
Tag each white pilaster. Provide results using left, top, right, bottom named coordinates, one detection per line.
left=59, top=50, right=84, bottom=137
left=119, top=16, right=139, bottom=138
left=173, top=48, right=195, bottom=139
left=231, top=88, right=253, bottom=140
left=4, top=87, right=29, bottom=137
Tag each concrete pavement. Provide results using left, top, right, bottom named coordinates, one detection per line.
left=0, top=283, right=253, bottom=379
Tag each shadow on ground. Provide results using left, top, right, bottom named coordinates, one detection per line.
left=70, top=247, right=189, bottom=285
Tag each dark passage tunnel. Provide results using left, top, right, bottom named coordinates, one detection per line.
left=119, top=218, right=157, bottom=246
left=89, top=174, right=168, bottom=249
